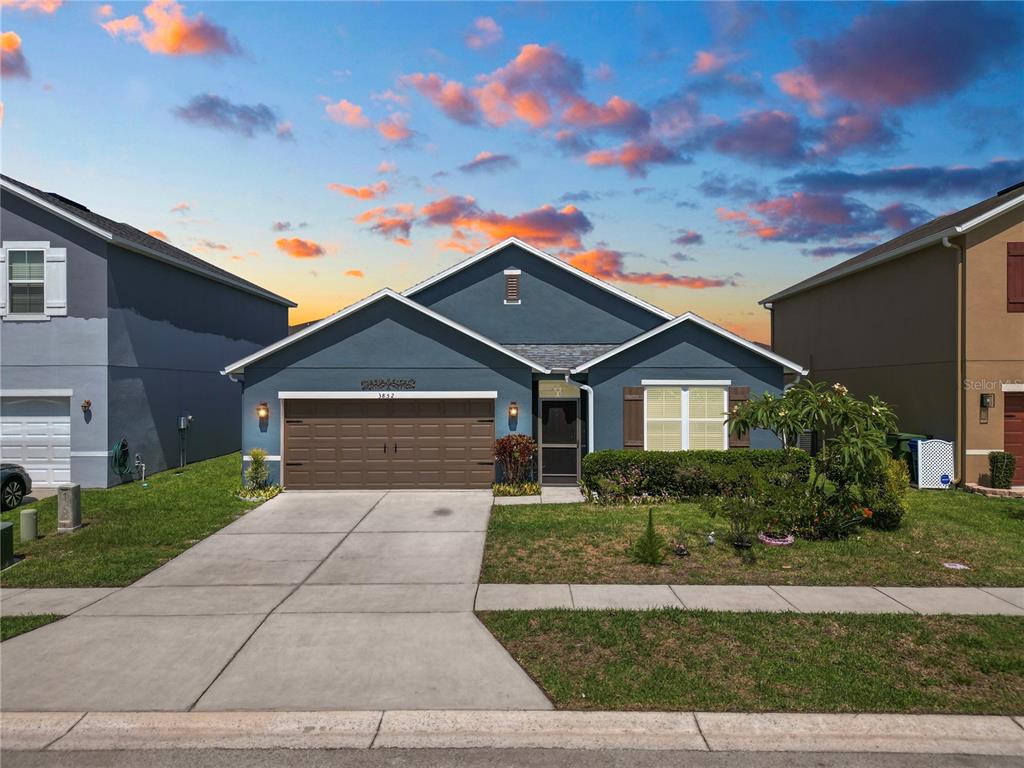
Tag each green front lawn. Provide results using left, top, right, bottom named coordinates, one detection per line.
left=482, top=489, right=1024, bottom=586
left=0, top=453, right=259, bottom=588
left=480, top=610, right=1024, bottom=714
left=1, top=614, right=62, bottom=641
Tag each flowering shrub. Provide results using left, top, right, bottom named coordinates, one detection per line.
left=494, top=433, right=537, bottom=484
left=730, top=380, right=903, bottom=538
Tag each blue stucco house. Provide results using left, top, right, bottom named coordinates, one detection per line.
left=224, top=238, right=807, bottom=490
left=0, top=175, right=294, bottom=489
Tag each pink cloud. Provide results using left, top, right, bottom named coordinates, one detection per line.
left=464, top=16, right=502, bottom=50
left=422, top=197, right=593, bottom=250
left=376, top=113, right=413, bottom=142
left=2, top=0, right=62, bottom=13
left=325, top=98, right=370, bottom=128
left=147, top=229, right=169, bottom=241
left=327, top=181, right=389, bottom=200
left=773, top=69, right=825, bottom=116
left=400, top=73, right=478, bottom=124
left=672, top=229, right=704, bottom=246
left=355, top=204, right=416, bottom=245
left=1, top=31, right=29, bottom=79
left=377, top=160, right=397, bottom=174
left=814, top=113, right=898, bottom=157
left=689, top=49, right=739, bottom=75
left=565, top=248, right=736, bottom=289
left=275, top=237, right=325, bottom=259
left=458, top=151, right=518, bottom=174
left=101, top=0, right=237, bottom=57
left=794, top=3, right=1019, bottom=107
left=344, top=269, right=364, bottom=278
left=584, top=139, right=683, bottom=178
left=170, top=201, right=190, bottom=214
left=710, top=109, right=805, bottom=164
left=561, top=95, right=650, bottom=137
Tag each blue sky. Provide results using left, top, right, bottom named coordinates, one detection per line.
left=3, top=0, right=1022, bottom=339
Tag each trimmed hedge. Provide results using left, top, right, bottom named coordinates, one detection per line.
left=989, top=451, right=1017, bottom=490
left=580, top=448, right=812, bottom=500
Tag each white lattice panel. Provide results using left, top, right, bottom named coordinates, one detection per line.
left=917, top=439, right=954, bottom=489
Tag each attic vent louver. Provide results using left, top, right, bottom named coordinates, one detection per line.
left=504, top=268, right=521, bottom=304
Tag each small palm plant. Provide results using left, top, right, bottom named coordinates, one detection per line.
left=631, top=509, right=666, bottom=565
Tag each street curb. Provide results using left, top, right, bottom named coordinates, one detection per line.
left=2, top=710, right=1023, bottom=754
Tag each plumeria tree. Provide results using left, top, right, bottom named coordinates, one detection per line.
left=728, top=380, right=900, bottom=536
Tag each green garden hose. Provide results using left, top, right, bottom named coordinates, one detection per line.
left=111, top=438, right=133, bottom=478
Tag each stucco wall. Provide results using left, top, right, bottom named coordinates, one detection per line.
left=770, top=243, right=959, bottom=443
left=584, top=321, right=785, bottom=451
left=0, top=192, right=110, bottom=486
left=105, top=243, right=289, bottom=480
left=408, top=243, right=665, bottom=343
left=962, top=204, right=1024, bottom=483
left=240, top=296, right=534, bottom=484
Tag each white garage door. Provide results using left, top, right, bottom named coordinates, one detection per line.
left=0, top=396, right=72, bottom=486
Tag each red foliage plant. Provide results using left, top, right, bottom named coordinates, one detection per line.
left=494, top=433, right=538, bottom=483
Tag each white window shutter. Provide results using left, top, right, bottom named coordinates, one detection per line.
left=44, top=248, right=67, bottom=316
left=0, top=250, right=7, bottom=316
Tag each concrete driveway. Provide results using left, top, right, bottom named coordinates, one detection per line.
left=0, top=491, right=551, bottom=712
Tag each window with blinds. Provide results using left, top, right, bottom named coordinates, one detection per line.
left=644, top=385, right=727, bottom=451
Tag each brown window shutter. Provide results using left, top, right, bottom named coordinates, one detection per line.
left=623, top=387, right=644, bottom=448
left=1009, top=243, right=1024, bottom=313
left=728, top=385, right=751, bottom=448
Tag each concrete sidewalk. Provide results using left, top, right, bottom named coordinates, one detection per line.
left=2, top=710, right=1022, bottom=755
left=474, top=584, right=1024, bottom=614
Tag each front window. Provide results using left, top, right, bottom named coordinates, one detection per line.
left=645, top=385, right=728, bottom=451
left=7, top=250, right=45, bottom=314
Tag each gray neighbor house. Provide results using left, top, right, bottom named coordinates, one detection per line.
left=224, top=238, right=808, bottom=490
left=0, top=174, right=293, bottom=489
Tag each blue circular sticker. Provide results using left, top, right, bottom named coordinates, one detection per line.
left=940, top=474, right=951, bottom=485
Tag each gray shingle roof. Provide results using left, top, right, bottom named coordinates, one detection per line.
left=2, top=174, right=295, bottom=307
left=503, top=343, right=621, bottom=369
left=762, top=181, right=1024, bottom=304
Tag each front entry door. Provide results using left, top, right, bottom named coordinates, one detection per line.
left=540, top=399, right=579, bottom=486
left=1006, top=393, right=1024, bottom=486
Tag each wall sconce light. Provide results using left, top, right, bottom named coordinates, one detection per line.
left=508, top=401, right=519, bottom=419
left=256, top=401, right=270, bottom=420
left=81, top=399, right=92, bottom=413
left=980, top=393, right=995, bottom=409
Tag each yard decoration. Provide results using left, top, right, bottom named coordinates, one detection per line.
left=493, top=434, right=538, bottom=484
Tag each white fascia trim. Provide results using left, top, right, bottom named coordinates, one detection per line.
left=243, top=454, right=281, bottom=461
left=965, top=449, right=1003, bottom=456
left=1, top=179, right=295, bottom=308
left=503, top=268, right=522, bottom=275
left=278, top=390, right=498, bottom=400
left=572, top=313, right=809, bottom=375
left=760, top=188, right=1024, bottom=305
left=222, top=288, right=550, bottom=375
left=0, top=388, right=73, bottom=397
left=1002, top=383, right=1024, bottom=392
left=70, top=450, right=110, bottom=457
left=642, top=379, right=732, bottom=386
left=402, top=236, right=674, bottom=321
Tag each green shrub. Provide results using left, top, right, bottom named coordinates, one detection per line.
left=494, top=434, right=538, bottom=483
left=581, top=448, right=812, bottom=502
left=245, top=449, right=270, bottom=489
left=631, top=509, right=666, bottom=565
left=863, top=456, right=910, bottom=530
left=989, top=451, right=1017, bottom=490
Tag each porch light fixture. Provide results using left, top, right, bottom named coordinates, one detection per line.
left=508, top=401, right=519, bottom=419
left=256, top=401, right=270, bottom=420
left=81, top=399, right=92, bottom=413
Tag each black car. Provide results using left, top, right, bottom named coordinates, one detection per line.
left=1, top=464, right=33, bottom=511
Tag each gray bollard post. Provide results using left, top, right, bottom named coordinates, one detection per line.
left=20, top=508, right=37, bottom=541
left=57, top=484, right=82, bottom=533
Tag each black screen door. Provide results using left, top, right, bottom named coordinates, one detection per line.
left=540, top=400, right=579, bottom=486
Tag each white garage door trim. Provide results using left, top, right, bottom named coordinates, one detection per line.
left=0, top=395, right=72, bottom=486
left=277, top=391, right=499, bottom=399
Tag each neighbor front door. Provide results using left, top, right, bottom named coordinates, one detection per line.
left=540, top=399, right=579, bottom=486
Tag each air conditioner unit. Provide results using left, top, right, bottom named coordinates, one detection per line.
left=911, top=439, right=954, bottom=489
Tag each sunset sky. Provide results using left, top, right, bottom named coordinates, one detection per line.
left=2, top=0, right=1022, bottom=340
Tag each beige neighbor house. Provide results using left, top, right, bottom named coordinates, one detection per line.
left=762, top=182, right=1024, bottom=487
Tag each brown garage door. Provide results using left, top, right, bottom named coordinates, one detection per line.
left=283, top=398, right=495, bottom=489
left=1006, top=393, right=1024, bottom=486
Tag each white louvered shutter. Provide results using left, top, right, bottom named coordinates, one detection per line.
left=44, top=248, right=67, bottom=316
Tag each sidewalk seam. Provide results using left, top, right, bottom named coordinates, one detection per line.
left=874, top=587, right=922, bottom=614
left=767, top=586, right=802, bottom=612
left=368, top=710, right=385, bottom=748
left=185, top=492, right=391, bottom=711
left=981, top=588, right=1024, bottom=612
left=40, top=711, right=88, bottom=751
left=692, top=712, right=712, bottom=751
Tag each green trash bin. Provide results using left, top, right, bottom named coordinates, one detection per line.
left=1, top=521, right=14, bottom=569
